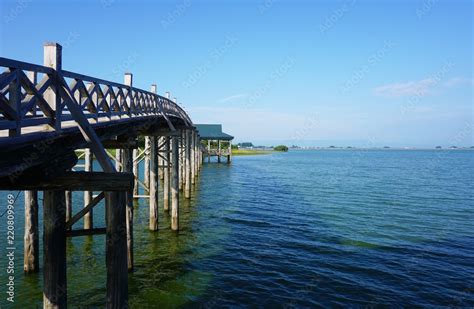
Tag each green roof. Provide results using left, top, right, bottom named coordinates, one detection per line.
left=195, top=124, right=234, bottom=140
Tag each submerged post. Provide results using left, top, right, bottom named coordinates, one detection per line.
left=43, top=190, right=67, bottom=309
left=24, top=190, right=39, bottom=273
left=122, top=74, right=135, bottom=271
left=191, top=131, right=195, bottom=185
left=144, top=136, right=150, bottom=191
left=207, top=140, right=211, bottom=163
left=163, top=136, right=170, bottom=211
left=105, top=191, right=128, bottom=308
left=228, top=140, right=232, bottom=163
left=132, top=148, right=139, bottom=197
left=158, top=137, right=164, bottom=180
left=171, top=135, right=180, bottom=230
left=121, top=139, right=134, bottom=272
left=185, top=130, right=191, bottom=199
left=179, top=130, right=184, bottom=191
left=149, top=136, right=159, bottom=230
left=65, top=191, right=72, bottom=223
left=84, top=148, right=93, bottom=229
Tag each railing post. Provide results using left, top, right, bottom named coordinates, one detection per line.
left=26, top=71, right=38, bottom=116
left=124, top=73, right=133, bottom=114
left=171, top=135, right=179, bottom=231
left=8, top=69, right=21, bottom=136
left=43, top=42, right=62, bottom=132
left=84, top=148, right=93, bottom=229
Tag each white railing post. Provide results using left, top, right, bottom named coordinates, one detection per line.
left=124, top=73, right=133, bottom=115
left=43, top=42, right=62, bottom=132
left=150, top=84, right=157, bottom=114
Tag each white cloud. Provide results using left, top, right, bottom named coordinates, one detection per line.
left=374, top=76, right=473, bottom=98
left=374, top=78, right=437, bottom=97
left=218, top=93, right=248, bottom=103
left=444, top=77, right=474, bottom=88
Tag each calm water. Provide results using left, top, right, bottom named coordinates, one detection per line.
left=1, top=150, right=473, bottom=307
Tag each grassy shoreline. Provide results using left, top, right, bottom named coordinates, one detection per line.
left=232, top=149, right=274, bottom=156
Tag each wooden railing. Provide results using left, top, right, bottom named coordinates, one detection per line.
left=0, top=56, right=192, bottom=139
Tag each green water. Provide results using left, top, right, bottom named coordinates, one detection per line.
left=0, top=150, right=473, bottom=307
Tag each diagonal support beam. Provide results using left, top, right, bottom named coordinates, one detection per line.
left=65, top=192, right=105, bottom=229
left=57, top=74, right=115, bottom=173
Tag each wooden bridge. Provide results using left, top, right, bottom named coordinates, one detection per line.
left=0, top=43, right=204, bottom=308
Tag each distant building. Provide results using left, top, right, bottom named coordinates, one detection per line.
left=238, top=142, right=254, bottom=149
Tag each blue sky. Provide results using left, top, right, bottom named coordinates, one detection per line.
left=1, top=0, right=472, bottom=147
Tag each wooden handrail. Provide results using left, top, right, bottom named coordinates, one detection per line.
left=0, top=56, right=193, bottom=140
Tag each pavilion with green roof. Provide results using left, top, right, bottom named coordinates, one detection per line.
left=195, top=124, right=234, bottom=163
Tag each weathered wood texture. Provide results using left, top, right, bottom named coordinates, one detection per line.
left=144, top=136, right=151, bottom=190
left=132, top=149, right=139, bottom=196
left=43, top=190, right=67, bottom=309
left=122, top=146, right=134, bottom=271
left=163, top=136, right=170, bottom=211
left=24, top=190, right=39, bottom=273
left=149, top=137, right=159, bottom=230
left=84, top=149, right=93, bottom=229
left=171, top=136, right=179, bottom=231
left=0, top=171, right=133, bottom=191
left=66, top=192, right=105, bottom=229
left=66, top=228, right=106, bottom=237
left=105, top=191, right=128, bottom=308
left=185, top=130, right=191, bottom=199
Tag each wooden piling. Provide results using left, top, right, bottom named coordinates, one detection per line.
left=121, top=145, right=134, bottom=271
left=163, top=136, right=170, bottom=211
left=43, top=190, right=67, bottom=309
left=84, top=148, right=93, bottom=229
left=191, top=131, right=195, bottom=185
left=65, top=190, right=72, bottom=223
left=158, top=137, right=163, bottom=180
left=207, top=140, right=211, bottom=163
left=115, top=148, right=122, bottom=171
left=218, top=140, right=221, bottom=163
left=144, top=136, right=150, bottom=191
left=24, top=190, right=39, bottom=273
left=149, top=136, right=159, bottom=230
left=171, top=135, right=179, bottom=230
left=105, top=191, right=128, bottom=308
left=185, top=130, right=191, bottom=199
left=194, top=132, right=199, bottom=177
left=179, top=130, right=184, bottom=191
left=132, top=148, right=139, bottom=196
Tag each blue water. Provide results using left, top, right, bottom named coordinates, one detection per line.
left=0, top=150, right=473, bottom=307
